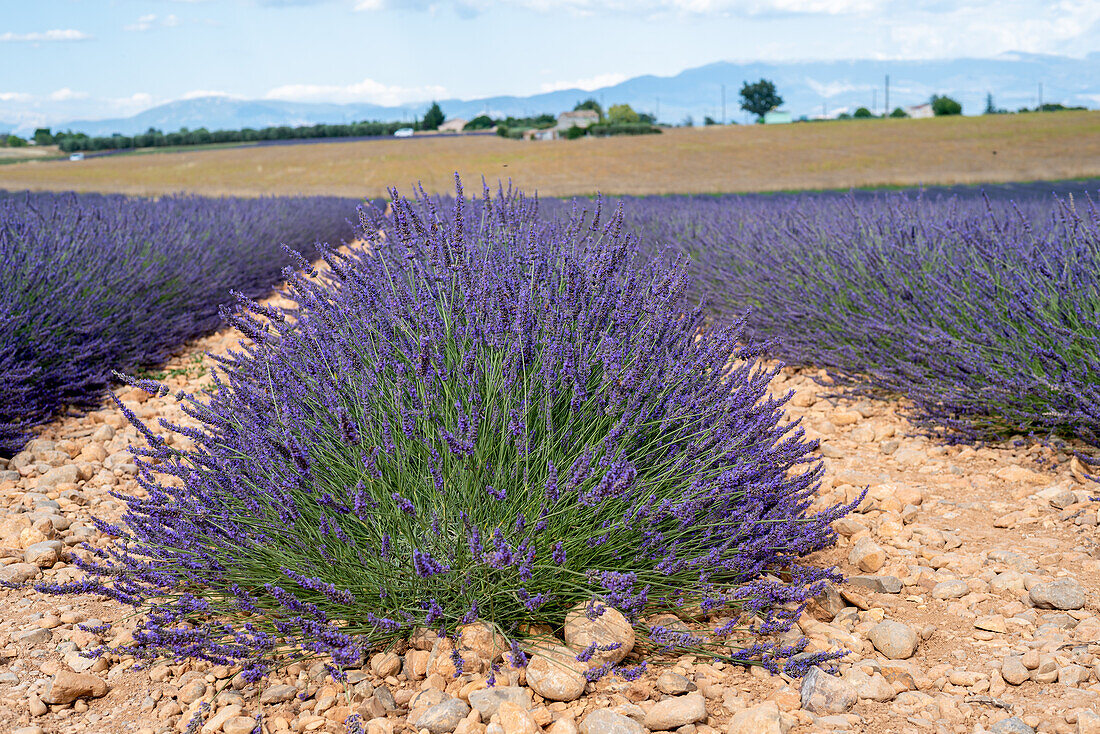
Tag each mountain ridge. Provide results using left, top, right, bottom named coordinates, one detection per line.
left=27, top=52, right=1100, bottom=136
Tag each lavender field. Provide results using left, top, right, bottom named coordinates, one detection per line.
left=0, top=189, right=361, bottom=454
left=573, top=185, right=1099, bottom=454
left=4, top=179, right=1100, bottom=734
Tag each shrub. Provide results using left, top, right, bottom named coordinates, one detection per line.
left=889, top=107, right=909, bottom=118
left=563, top=124, right=587, bottom=139
left=586, top=123, right=662, bottom=137
left=0, top=190, right=360, bottom=455
left=853, top=107, right=873, bottom=118
left=608, top=104, right=640, bottom=125
left=47, top=182, right=851, bottom=687
left=931, top=95, right=962, bottom=116
left=496, top=126, right=526, bottom=140
left=464, top=115, right=495, bottom=131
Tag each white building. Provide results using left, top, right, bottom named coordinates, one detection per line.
left=555, top=109, right=600, bottom=132
left=905, top=104, right=935, bottom=119
left=438, top=118, right=467, bottom=133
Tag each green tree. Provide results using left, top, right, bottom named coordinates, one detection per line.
left=422, top=102, right=445, bottom=131
left=703, top=115, right=717, bottom=126
left=464, top=115, right=495, bottom=130
left=853, top=107, right=873, bottom=118
left=563, top=125, right=586, bottom=140
left=4, top=135, right=27, bottom=147
left=739, top=79, right=783, bottom=120
left=984, top=93, right=997, bottom=114
left=573, top=98, right=603, bottom=120
left=889, top=107, right=909, bottom=118
left=607, top=103, right=640, bottom=124
left=33, top=128, right=54, bottom=145
left=931, top=95, right=962, bottom=116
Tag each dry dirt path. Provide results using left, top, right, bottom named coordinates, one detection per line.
left=2, top=316, right=1099, bottom=734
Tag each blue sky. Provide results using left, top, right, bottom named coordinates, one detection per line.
left=2, top=0, right=1099, bottom=127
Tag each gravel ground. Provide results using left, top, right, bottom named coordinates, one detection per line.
left=2, top=315, right=1099, bottom=734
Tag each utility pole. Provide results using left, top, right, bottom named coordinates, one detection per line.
left=721, top=84, right=726, bottom=125
left=885, top=74, right=889, bottom=115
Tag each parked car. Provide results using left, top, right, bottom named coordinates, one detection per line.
left=69, top=153, right=85, bottom=161
left=393, top=128, right=414, bottom=138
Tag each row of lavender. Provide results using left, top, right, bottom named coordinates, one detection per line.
left=0, top=190, right=361, bottom=455
left=592, top=189, right=1100, bottom=451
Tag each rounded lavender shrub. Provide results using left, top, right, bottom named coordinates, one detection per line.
left=48, top=182, right=850, bottom=683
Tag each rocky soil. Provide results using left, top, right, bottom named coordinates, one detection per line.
left=2, top=322, right=1100, bottom=734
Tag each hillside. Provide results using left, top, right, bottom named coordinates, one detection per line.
left=2, top=111, right=1098, bottom=198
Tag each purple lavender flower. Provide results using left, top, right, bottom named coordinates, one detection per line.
left=41, top=180, right=852, bottom=679
left=0, top=189, right=361, bottom=456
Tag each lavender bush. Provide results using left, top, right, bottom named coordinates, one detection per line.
left=610, top=190, right=1100, bottom=448
left=48, top=183, right=851, bottom=686
left=0, top=190, right=360, bottom=455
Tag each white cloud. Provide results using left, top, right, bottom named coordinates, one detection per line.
left=0, top=92, right=33, bottom=102
left=125, top=14, right=158, bottom=31
left=125, top=14, right=183, bottom=31
left=887, top=0, right=1100, bottom=58
left=180, top=89, right=236, bottom=100
left=0, top=29, right=91, bottom=42
left=100, top=93, right=156, bottom=114
left=265, top=78, right=448, bottom=105
left=804, top=79, right=870, bottom=98
left=48, top=88, right=90, bottom=101
left=539, top=73, right=628, bottom=93
left=356, top=0, right=879, bottom=14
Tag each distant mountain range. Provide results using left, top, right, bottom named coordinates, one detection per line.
left=27, top=52, right=1100, bottom=137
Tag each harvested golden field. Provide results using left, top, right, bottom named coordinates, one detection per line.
left=2, top=111, right=1100, bottom=197
left=0, top=145, right=62, bottom=164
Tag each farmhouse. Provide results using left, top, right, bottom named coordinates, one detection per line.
left=905, top=103, right=935, bottom=119
left=438, top=118, right=467, bottom=133
left=555, top=109, right=599, bottom=131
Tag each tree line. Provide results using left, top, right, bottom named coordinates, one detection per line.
left=7, top=88, right=1089, bottom=155
left=40, top=119, right=431, bottom=153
